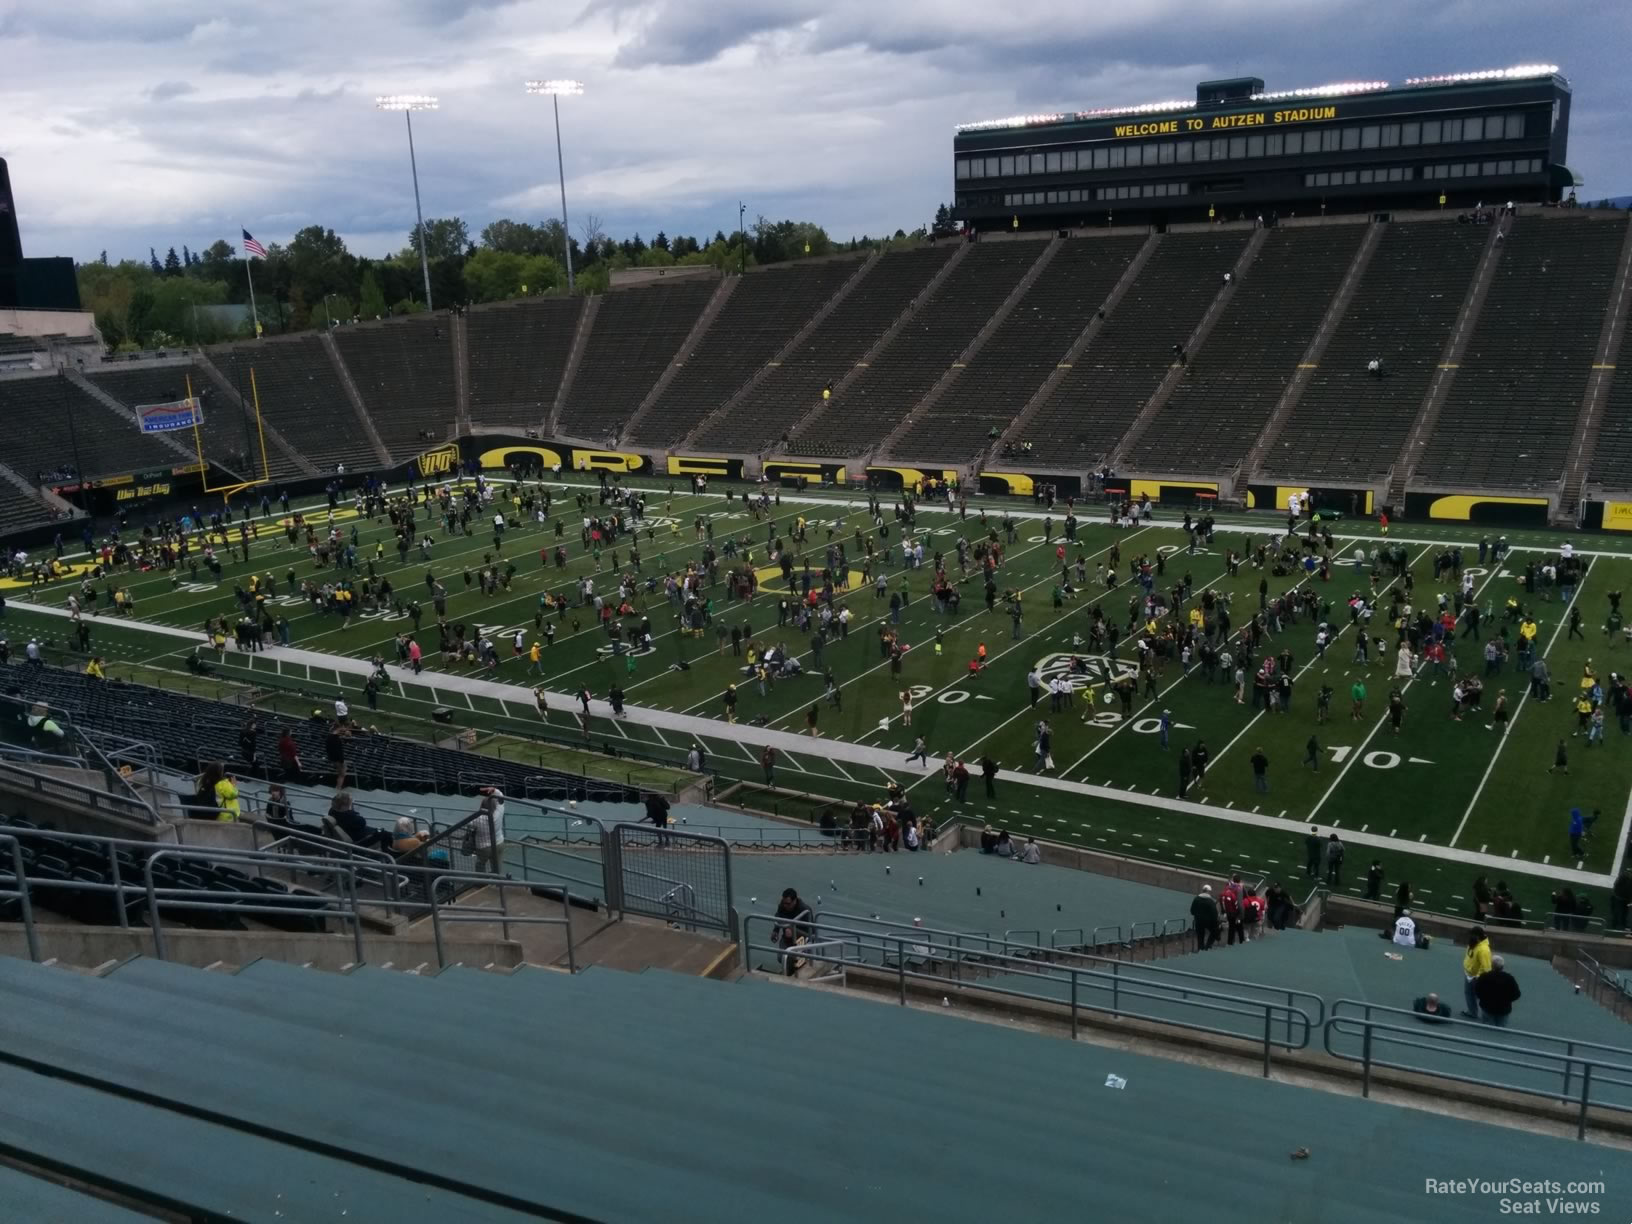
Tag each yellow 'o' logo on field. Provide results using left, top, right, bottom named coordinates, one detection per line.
left=753, top=564, right=867, bottom=594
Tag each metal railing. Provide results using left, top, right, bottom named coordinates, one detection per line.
left=0, top=824, right=579, bottom=972
left=1324, top=999, right=1632, bottom=1139
left=0, top=755, right=157, bottom=825
left=1572, top=953, right=1632, bottom=1022
left=742, top=915, right=1314, bottom=1076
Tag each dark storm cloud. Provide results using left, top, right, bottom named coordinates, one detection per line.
left=147, top=81, right=198, bottom=102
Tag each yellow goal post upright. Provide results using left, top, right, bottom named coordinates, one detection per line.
left=186, top=368, right=273, bottom=503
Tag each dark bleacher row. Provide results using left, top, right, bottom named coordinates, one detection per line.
left=1591, top=291, right=1632, bottom=493
left=1020, top=232, right=1250, bottom=468
left=890, top=236, right=1146, bottom=462
left=0, top=373, right=185, bottom=488
left=629, top=259, right=864, bottom=448
left=0, top=813, right=323, bottom=933
left=210, top=336, right=378, bottom=473
left=0, top=663, right=638, bottom=804
left=695, top=246, right=955, bottom=452
left=1415, top=214, right=1630, bottom=489
left=467, top=296, right=582, bottom=427
left=334, top=318, right=457, bottom=459
left=790, top=240, right=1046, bottom=454
left=557, top=280, right=717, bottom=440
left=1128, top=224, right=1366, bottom=475
left=1264, top=221, right=1488, bottom=480
left=85, top=362, right=304, bottom=481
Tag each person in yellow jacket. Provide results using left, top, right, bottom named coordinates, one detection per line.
left=84, top=656, right=106, bottom=680
left=1461, top=925, right=1492, bottom=1019
left=214, top=770, right=241, bottom=822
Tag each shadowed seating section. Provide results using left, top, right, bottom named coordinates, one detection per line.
left=630, top=259, right=863, bottom=447
left=0, top=662, right=638, bottom=802
left=556, top=280, right=717, bottom=441
left=1415, top=215, right=1630, bottom=490
left=1019, top=232, right=1250, bottom=467
left=1128, top=225, right=1366, bottom=475
left=333, top=317, right=457, bottom=459
left=466, top=297, right=583, bottom=429
left=87, top=363, right=302, bottom=481
left=1262, top=221, right=1488, bottom=480
left=0, top=485, right=53, bottom=533
left=214, top=337, right=378, bottom=473
left=889, top=236, right=1147, bottom=462
left=0, top=952, right=1608, bottom=1222
left=1587, top=289, right=1632, bottom=494
left=697, top=245, right=956, bottom=454
left=0, top=373, right=183, bottom=487
left=788, top=240, right=1045, bottom=455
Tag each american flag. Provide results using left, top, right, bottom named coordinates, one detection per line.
left=241, top=228, right=266, bottom=259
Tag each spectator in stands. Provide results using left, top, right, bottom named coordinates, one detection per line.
left=1388, top=910, right=1418, bottom=947
left=327, top=792, right=389, bottom=850
left=1612, top=867, right=1632, bottom=932
left=84, top=656, right=105, bottom=680
left=264, top=783, right=294, bottom=827
left=1190, top=884, right=1221, bottom=951
left=277, top=727, right=304, bottom=783
left=468, top=787, right=506, bottom=874
left=1474, top=955, right=1522, bottom=1027
left=1461, top=926, right=1493, bottom=1019
left=211, top=763, right=240, bottom=821
left=392, top=816, right=435, bottom=857
left=773, top=888, right=813, bottom=976
left=1019, top=837, right=1041, bottom=865
left=26, top=702, right=65, bottom=748
left=1412, top=993, right=1452, bottom=1023
left=325, top=720, right=348, bottom=789
left=1367, top=358, right=1383, bottom=378
left=642, top=791, right=672, bottom=831
left=980, top=825, right=998, bottom=853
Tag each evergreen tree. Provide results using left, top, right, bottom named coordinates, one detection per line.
left=149, top=247, right=163, bottom=275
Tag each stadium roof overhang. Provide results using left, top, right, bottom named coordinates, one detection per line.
left=1549, top=164, right=1584, bottom=189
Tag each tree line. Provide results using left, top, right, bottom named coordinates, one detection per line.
left=77, top=208, right=954, bottom=351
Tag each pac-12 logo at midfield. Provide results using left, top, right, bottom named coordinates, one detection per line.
left=1034, top=652, right=1137, bottom=690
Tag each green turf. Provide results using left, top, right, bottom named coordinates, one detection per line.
left=6, top=473, right=1628, bottom=929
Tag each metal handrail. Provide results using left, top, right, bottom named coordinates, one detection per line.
left=0, top=756, right=157, bottom=824
left=0, top=825, right=578, bottom=972
left=743, top=916, right=1312, bottom=1076
left=791, top=911, right=1325, bottom=1028
left=1323, top=999, right=1632, bottom=1139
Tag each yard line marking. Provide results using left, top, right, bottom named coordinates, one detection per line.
left=1479, top=844, right=1487, bottom=853
left=650, top=725, right=672, bottom=748
left=830, top=759, right=856, bottom=782
left=1208, top=543, right=1433, bottom=773
left=1542, top=854, right=1550, bottom=864
left=1311, top=560, right=1504, bottom=822
left=498, top=699, right=512, bottom=717
left=1360, top=824, right=1368, bottom=833
left=462, top=692, right=476, bottom=711
left=733, top=740, right=759, bottom=763
left=783, top=753, right=810, bottom=773
left=1450, top=567, right=1584, bottom=846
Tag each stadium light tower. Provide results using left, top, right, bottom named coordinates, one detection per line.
left=375, top=94, right=439, bottom=310
left=525, top=79, right=583, bottom=292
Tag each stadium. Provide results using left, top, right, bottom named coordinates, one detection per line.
left=0, top=52, right=1629, bottom=1222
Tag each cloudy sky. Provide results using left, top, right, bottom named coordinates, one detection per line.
left=2, top=0, right=1627, bottom=263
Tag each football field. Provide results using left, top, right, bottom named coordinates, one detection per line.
left=8, top=474, right=1631, bottom=919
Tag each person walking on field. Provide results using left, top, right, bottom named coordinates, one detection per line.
left=1324, top=832, right=1345, bottom=887
left=1250, top=747, right=1269, bottom=793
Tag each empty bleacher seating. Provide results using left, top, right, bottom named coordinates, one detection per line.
left=0, top=484, right=54, bottom=535
left=888, top=236, right=1147, bottom=462
left=212, top=337, right=378, bottom=473
left=695, top=245, right=955, bottom=453
left=86, top=363, right=302, bottom=481
left=1128, top=224, right=1366, bottom=475
left=1262, top=220, right=1488, bottom=481
left=466, top=297, right=583, bottom=429
left=556, top=280, right=717, bottom=441
left=0, top=373, right=185, bottom=486
left=1586, top=289, right=1632, bottom=493
left=0, top=662, right=637, bottom=803
left=629, top=260, right=862, bottom=448
left=332, top=318, right=457, bottom=458
left=789, top=240, right=1046, bottom=454
left=1415, top=214, right=1630, bottom=490
left=1017, top=231, right=1250, bottom=468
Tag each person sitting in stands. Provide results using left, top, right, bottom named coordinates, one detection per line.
left=980, top=824, right=998, bottom=853
left=392, top=816, right=431, bottom=855
left=1387, top=908, right=1419, bottom=946
left=326, top=791, right=390, bottom=849
left=993, top=830, right=1014, bottom=858
left=1412, top=992, right=1452, bottom=1023
left=1019, top=836, right=1041, bottom=865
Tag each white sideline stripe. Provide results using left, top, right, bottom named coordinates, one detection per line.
left=15, top=564, right=1614, bottom=888
left=1450, top=572, right=1582, bottom=847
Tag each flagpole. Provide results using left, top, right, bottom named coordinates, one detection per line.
left=244, top=254, right=261, bottom=339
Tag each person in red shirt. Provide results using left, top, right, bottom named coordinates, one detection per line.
left=1379, top=511, right=1389, bottom=537
left=1241, top=887, right=1266, bottom=939
left=1220, top=874, right=1246, bottom=945
left=276, top=728, right=304, bottom=783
